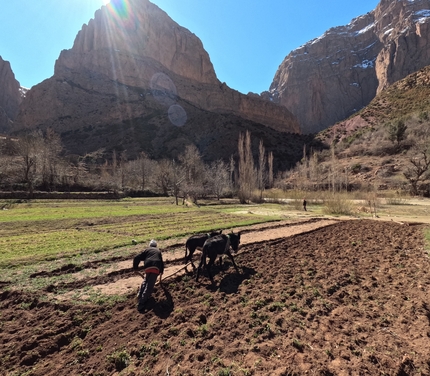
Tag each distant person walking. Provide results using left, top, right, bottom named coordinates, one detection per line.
left=133, top=239, right=164, bottom=313
left=303, top=198, right=307, bottom=211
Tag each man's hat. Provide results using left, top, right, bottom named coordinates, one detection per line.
left=149, top=239, right=157, bottom=247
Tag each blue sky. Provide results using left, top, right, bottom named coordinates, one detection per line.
left=0, top=0, right=379, bottom=94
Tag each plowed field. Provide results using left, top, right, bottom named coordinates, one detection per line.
left=1, top=219, right=430, bottom=375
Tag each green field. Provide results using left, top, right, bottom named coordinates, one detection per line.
left=0, top=198, right=284, bottom=267
left=2, top=196, right=430, bottom=269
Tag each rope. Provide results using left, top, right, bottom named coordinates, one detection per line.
left=161, top=262, right=192, bottom=282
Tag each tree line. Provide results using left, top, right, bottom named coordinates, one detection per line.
left=0, top=129, right=274, bottom=203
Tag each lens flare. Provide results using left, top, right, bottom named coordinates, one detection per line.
left=168, top=105, right=187, bottom=127
left=101, top=0, right=188, bottom=127
left=106, top=0, right=138, bottom=30
left=150, top=73, right=178, bottom=106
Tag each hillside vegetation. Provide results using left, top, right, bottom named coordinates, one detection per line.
left=284, top=66, right=430, bottom=197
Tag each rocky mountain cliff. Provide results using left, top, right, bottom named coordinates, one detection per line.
left=0, top=56, right=22, bottom=133
left=268, top=0, right=430, bottom=134
left=13, top=0, right=300, bottom=163
left=282, top=64, right=430, bottom=194
left=319, top=64, right=430, bottom=145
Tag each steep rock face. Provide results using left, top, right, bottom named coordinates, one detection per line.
left=15, top=0, right=299, bottom=150
left=0, top=57, right=22, bottom=133
left=57, top=0, right=218, bottom=87
left=269, top=0, right=430, bottom=134
left=320, top=64, right=430, bottom=146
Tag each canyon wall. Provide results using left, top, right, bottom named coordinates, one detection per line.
left=268, top=0, right=430, bottom=133
left=0, top=56, right=22, bottom=133
left=15, top=0, right=299, bottom=144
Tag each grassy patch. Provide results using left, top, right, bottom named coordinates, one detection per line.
left=0, top=229, right=122, bottom=266
left=0, top=198, right=279, bottom=267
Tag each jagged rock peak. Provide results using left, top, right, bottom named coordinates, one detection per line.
left=269, top=0, right=430, bottom=134
left=0, top=56, right=22, bottom=133
left=53, top=0, right=299, bottom=133
left=55, top=0, right=218, bottom=87
left=15, top=0, right=300, bottom=160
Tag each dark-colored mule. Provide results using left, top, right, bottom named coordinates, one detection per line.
left=185, top=230, right=222, bottom=268
left=196, top=232, right=241, bottom=284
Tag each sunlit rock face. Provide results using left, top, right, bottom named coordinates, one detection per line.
left=15, top=0, right=299, bottom=158
left=0, top=57, right=22, bottom=133
left=268, top=0, right=430, bottom=134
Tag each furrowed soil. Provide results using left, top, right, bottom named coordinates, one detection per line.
left=2, top=218, right=430, bottom=375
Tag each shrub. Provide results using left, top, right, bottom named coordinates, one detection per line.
left=385, top=196, right=408, bottom=205
left=419, top=111, right=428, bottom=122
left=76, top=349, right=89, bottom=363
left=107, top=349, right=131, bottom=371
left=218, top=368, right=231, bottom=376
left=250, top=193, right=265, bottom=204
left=198, top=324, right=209, bottom=337
left=292, top=338, right=304, bottom=352
left=322, top=195, right=354, bottom=215
left=387, top=119, right=407, bottom=145
left=291, top=198, right=304, bottom=210
left=168, top=327, right=179, bottom=336
left=350, top=163, right=361, bottom=174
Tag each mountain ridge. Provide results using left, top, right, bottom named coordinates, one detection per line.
left=268, top=0, right=430, bottom=134
left=12, top=0, right=300, bottom=158
left=2, top=0, right=430, bottom=174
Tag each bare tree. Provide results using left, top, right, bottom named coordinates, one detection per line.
left=309, top=150, right=321, bottom=190
left=268, top=151, right=274, bottom=189
left=290, top=147, right=309, bottom=191
left=69, top=159, right=88, bottom=189
left=329, top=143, right=341, bottom=192
left=0, top=137, right=19, bottom=189
left=99, top=160, right=117, bottom=192
left=403, top=142, right=430, bottom=196
left=15, top=132, right=43, bottom=195
left=229, top=154, right=236, bottom=190
left=40, top=128, right=62, bottom=191
left=207, top=159, right=231, bottom=199
left=238, top=130, right=256, bottom=203
left=112, top=149, right=117, bottom=175
left=110, top=150, right=122, bottom=192
left=138, top=152, right=150, bottom=191
left=178, top=144, right=205, bottom=204
left=154, top=159, right=173, bottom=196
left=257, top=140, right=267, bottom=199
left=171, top=159, right=185, bottom=205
